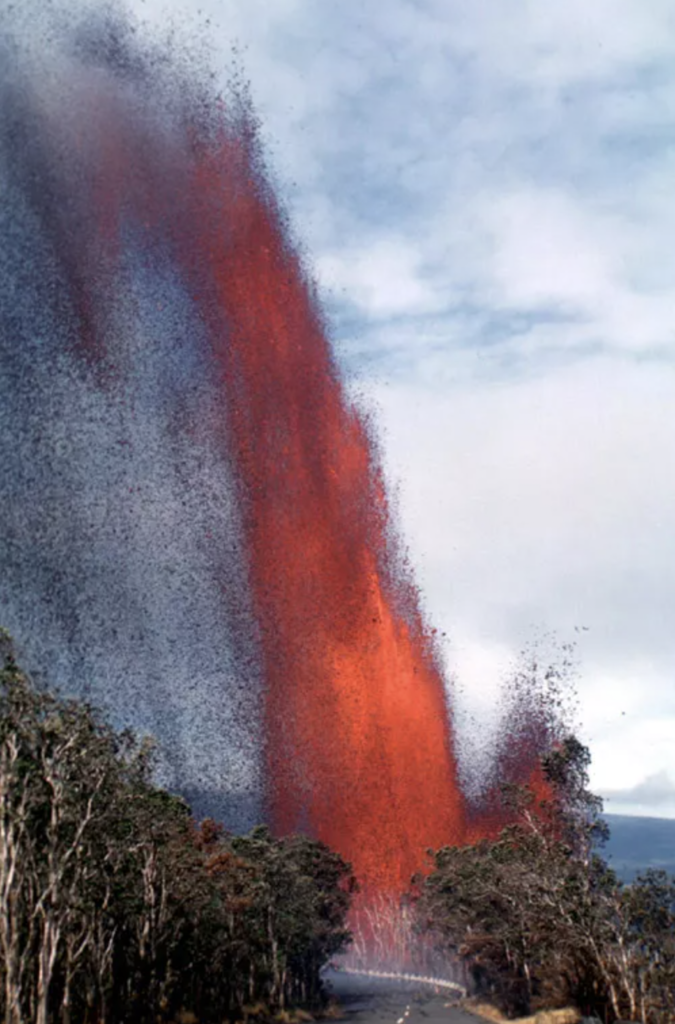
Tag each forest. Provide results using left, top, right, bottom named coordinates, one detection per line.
left=0, top=631, right=673, bottom=1024
left=0, top=631, right=355, bottom=1024
left=414, top=737, right=675, bottom=1023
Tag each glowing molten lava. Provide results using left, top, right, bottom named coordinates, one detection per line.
left=192, top=128, right=465, bottom=893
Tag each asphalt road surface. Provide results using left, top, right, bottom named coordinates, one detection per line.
left=324, top=971, right=479, bottom=1024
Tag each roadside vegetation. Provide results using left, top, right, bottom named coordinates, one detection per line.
left=2, top=627, right=673, bottom=1024
left=0, top=631, right=355, bottom=1024
left=414, top=737, right=675, bottom=1023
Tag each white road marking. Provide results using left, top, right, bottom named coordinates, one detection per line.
left=329, top=966, right=466, bottom=997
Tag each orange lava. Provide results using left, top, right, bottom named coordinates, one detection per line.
left=191, top=123, right=466, bottom=893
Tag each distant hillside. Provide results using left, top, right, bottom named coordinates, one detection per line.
left=604, top=813, right=675, bottom=881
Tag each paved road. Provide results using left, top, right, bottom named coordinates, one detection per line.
left=324, top=970, right=479, bottom=1024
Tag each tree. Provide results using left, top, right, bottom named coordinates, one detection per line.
left=227, top=826, right=355, bottom=1009
left=0, top=631, right=356, bottom=1023
left=415, top=736, right=675, bottom=1023
left=0, top=631, right=160, bottom=1023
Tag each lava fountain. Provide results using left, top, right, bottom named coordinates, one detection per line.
left=0, top=7, right=563, bottom=911
left=191, top=128, right=467, bottom=893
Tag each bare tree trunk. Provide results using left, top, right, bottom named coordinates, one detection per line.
left=92, top=919, right=116, bottom=1023
left=62, top=972, right=72, bottom=1024
left=639, top=985, right=647, bottom=1024
left=35, top=914, right=61, bottom=1024
left=0, top=742, right=31, bottom=1024
left=2, top=966, right=22, bottom=1024
left=32, top=744, right=100, bottom=1024
left=62, top=919, right=90, bottom=1024
left=523, top=959, right=532, bottom=1005
left=268, top=908, right=280, bottom=1006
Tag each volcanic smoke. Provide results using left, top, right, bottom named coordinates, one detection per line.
left=0, top=9, right=555, bottom=902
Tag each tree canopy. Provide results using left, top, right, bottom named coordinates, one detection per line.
left=415, top=736, right=675, bottom=1023
left=0, top=631, right=355, bottom=1024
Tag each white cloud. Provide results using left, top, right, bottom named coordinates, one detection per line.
left=370, top=357, right=675, bottom=814
left=477, top=187, right=675, bottom=353
left=603, top=770, right=675, bottom=817
left=434, top=0, right=675, bottom=87
left=317, top=238, right=440, bottom=319
left=485, top=190, right=614, bottom=310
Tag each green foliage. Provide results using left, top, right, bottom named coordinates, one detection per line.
left=415, top=735, right=675, bottom=1023
left=0, top=632, right=355, bottom=1023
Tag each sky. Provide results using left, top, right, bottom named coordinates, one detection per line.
left=125, top=0, right=675, bottom=818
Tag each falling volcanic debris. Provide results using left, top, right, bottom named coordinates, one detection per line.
left=0, top=6, right=555, bottom=897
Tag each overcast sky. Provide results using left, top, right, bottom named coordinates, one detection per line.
left=129, top=0, right=675, bottom=819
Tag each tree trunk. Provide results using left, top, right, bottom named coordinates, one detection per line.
left=0, top=751, right=30, bottom=1024
left=62, top=972, right=72, bottom=1024
left=523, top=958, right=532, bottom=1005
left=0, top=899, right=26, bottom=1024
left=268, top=908, right=280, bottom=1007
left=3, top=969, right=22, bottom=1024
left=35, top=915, right=60, bottom=1024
